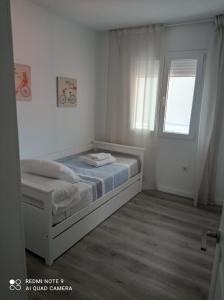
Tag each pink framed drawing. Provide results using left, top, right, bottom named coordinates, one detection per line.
left=14, top=64, right=32, bottom=101
left=57, top=77, right=77, bottom=107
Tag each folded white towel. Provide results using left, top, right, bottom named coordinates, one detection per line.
left=89, top=152, right=111, bottom=161
left=80, top=155, right=116, bottom=167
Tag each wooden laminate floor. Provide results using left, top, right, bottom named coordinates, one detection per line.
left=26, top=192, right=221, bottom=300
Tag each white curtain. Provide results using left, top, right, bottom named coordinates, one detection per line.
left=195, top=15, right=224, bottom=206
left=105, top=25, right=163, bottom=189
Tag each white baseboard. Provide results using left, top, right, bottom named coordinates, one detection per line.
left=144, top=183, right=223, bottom=205
left=214, top=197, right=224, bottom=205
left=156, top=185, right=194, bottom=199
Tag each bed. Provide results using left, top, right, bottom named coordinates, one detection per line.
left=21, top=141, right=144, bottom=265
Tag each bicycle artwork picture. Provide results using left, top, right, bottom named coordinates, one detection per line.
left=57, top=77, right=77, bottom=107
left=14, top=64, right=32, bottom=101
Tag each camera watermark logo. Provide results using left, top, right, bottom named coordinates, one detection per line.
left=9, top=279, right=22, bottom=291
left=9, top=278, right=72, bottom=292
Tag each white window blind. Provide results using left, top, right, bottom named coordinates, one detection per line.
left=163, top=58, right=198, bottom=135
left=169, top=59, right=197, bottom=77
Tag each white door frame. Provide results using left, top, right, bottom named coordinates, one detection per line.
left=0, top=0, right=27, bottom=299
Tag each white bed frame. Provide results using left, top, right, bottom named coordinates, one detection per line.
left=21, top=141, right=144, bottom=265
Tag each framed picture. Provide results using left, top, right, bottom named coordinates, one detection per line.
left=14, top=64, right=32, bottom=101
left=57, top=77, right=77, bottom=107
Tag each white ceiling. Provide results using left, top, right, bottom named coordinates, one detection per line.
left=32, top=0, right=224, bottom=31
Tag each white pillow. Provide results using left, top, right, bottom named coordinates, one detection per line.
left=20, top=159, right=80, bottom=183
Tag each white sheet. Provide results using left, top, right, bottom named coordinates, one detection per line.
left=21, top=173, right=93, bottom=224
left=51, top=181, right=80, bottom=216
left=52, top=182, right=93, bottom=225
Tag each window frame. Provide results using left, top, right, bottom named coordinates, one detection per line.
left=158, top=50, right=206, bottom=140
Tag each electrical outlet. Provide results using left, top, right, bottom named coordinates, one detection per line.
left=182, top=165, right=189, bottom=172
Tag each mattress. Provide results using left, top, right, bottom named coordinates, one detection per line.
left=58, top=152, right=140, bottom=201
left=21, top=152, right=140, bottom=225
left=22, top=173, right=93, bottom=225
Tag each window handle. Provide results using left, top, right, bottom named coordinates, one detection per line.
left=201, top=230, right=221, bottom=252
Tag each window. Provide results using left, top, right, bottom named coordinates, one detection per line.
left=159, top=51, right=205, bottom=138
left=164, top=59, right=197, bottom=134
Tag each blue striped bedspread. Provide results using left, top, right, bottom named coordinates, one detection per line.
left=58, top=153, right=140, bottom=201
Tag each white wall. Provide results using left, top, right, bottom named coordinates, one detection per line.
left=11, top=0, right=100, bottom=159
left=95, top=22, right=215, bottom=200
